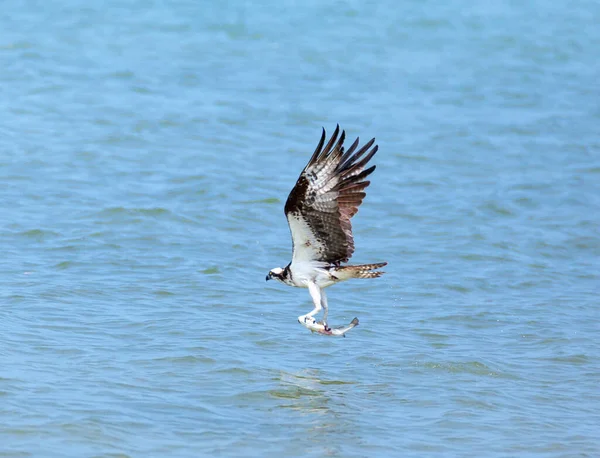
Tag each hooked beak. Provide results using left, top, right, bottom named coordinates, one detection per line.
left=266, top=272, right=272, bottom=281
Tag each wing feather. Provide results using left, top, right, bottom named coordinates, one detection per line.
left=284, top=126, right=379, bottom=264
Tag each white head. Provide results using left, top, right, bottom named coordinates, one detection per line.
left=266, top=267, right=285, bottom=282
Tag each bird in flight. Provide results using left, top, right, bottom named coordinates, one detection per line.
left=266, top=125, right=386, bottom=333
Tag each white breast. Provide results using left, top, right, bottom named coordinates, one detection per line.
left=289, top=260, right=336, bottom=288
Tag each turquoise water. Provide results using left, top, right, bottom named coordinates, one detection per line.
left=1, top=1, right=599, bottom=456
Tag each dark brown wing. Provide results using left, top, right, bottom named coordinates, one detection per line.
left=284, top=125, right=378, bottom=264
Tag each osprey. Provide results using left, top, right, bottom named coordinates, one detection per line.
left=266, top=125, right=387, bottom=332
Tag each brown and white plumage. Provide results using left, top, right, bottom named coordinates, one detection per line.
left=285, top=124, right=378, bottom=264
left=266, top=126, right=387, bottom=330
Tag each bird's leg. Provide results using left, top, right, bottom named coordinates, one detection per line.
left=321, top=290, right=331, bottom=332
left=298, top=282, right=322, bottom=326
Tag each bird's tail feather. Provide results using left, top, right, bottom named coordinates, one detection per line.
left=334, top=262, right=387, bottom=280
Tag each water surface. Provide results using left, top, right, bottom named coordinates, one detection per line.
left=1, top=1, right=599, bottom=456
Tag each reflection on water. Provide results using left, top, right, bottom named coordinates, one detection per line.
left=272, top=369, right=358, bottom=453
left=275, top=368, right=354, bottom=411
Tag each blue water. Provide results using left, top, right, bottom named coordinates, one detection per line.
left=1, top=1, right=599, bottom=456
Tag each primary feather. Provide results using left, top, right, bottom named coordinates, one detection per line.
left=284, top=125, right=379, bottom=264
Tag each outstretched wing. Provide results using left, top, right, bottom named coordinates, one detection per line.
left=284, top=125, right=378, bottom=264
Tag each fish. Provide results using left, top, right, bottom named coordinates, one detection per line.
left=299, top=317, right=359, bottom=337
